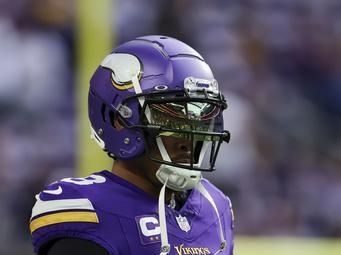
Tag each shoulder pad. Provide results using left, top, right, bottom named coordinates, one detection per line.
left=29, top=174, right=106, bottom=234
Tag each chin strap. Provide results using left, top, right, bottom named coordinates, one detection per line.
left=159, top=178, right=171, bottom=255
left=197, top=182, right=227, bottom=255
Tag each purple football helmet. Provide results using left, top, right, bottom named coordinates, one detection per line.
left=88, top=35, right=230, bottom=172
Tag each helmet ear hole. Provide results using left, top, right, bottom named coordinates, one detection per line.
left=109, top=111, right=125, bottom=131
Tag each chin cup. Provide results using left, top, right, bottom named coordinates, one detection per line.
left=156, top=164, right=202, bottom=191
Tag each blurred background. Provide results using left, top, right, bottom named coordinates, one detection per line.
left=0, top=0, right=340, bottom=254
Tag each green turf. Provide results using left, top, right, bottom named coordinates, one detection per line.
left=235, top=236, right=341, bottom=255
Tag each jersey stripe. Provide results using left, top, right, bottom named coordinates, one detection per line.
left=31, top=198, right=95, bottom=219
left=30, top=211, right=99, bottom=233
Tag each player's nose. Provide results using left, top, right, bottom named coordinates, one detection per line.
left=176, top=138, right=191, bottom=153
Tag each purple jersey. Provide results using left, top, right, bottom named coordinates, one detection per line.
left=30, top=170, right=234, bottom=255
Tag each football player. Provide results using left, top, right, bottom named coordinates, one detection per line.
left=29, top=35, right=234, bottom=255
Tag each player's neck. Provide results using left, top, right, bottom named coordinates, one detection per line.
left=111, top=161, right=188, bottom=206
left=111, top=161, right=163, bottom=199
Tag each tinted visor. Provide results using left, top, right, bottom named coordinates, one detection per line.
left=148, top=101, right=223, bottom=141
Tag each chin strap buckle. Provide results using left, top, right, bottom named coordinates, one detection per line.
left=160, top=244, right=171, bottom=255
left=213, top=241, right=227, bottom=255
left=219, top=240, right=226, bottom=250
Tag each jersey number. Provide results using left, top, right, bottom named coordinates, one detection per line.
left=61, top=174, right=106, bottom=185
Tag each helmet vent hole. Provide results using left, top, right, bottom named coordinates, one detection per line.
left=101, top=104, right=106, bottom=122
left=190, top=175, right=197, bottom=179
left=160, top=36, right=168, bottom=39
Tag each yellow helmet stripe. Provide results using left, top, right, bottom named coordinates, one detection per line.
left=111, top=79, right=134, bottom=90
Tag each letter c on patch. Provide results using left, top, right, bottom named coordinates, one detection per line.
left=139, top=217, right=160, bottom=237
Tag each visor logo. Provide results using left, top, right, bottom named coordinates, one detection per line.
left=184, top=76, right=219, bottom=95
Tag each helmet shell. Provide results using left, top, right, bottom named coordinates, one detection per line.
left=88, top=35, right=215, bottom=159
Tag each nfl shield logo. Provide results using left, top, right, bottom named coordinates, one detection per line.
left=176, top=215, right=191, bottom=232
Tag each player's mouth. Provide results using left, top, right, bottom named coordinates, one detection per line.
left=171, top=157, right=191, bottom=164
